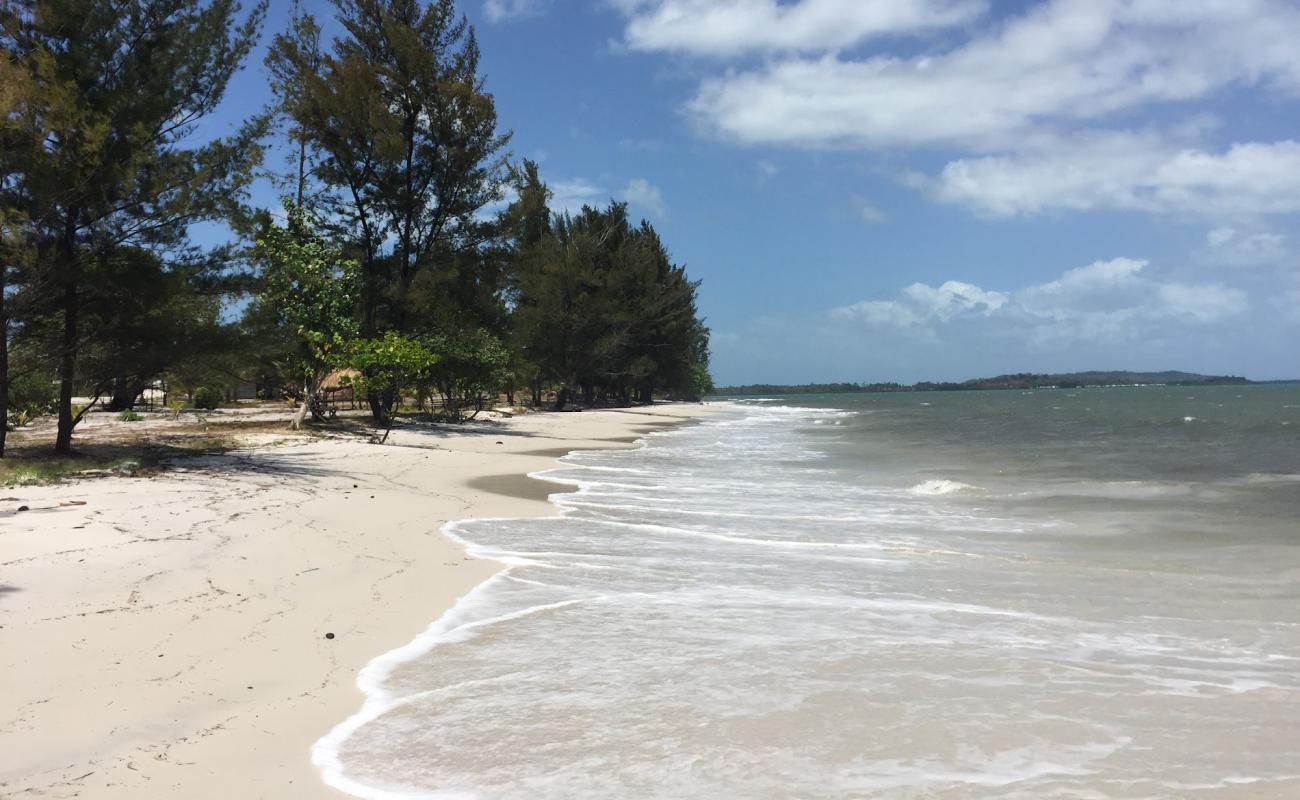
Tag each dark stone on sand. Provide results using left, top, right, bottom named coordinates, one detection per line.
left=325, top=632, right=335, bottom=640
left=17, top=505, right=29, bottom=512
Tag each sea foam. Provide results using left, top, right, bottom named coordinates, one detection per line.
left=314, top=399, right=1300, bottom=800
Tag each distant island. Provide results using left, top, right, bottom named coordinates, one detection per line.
left=714, top=371, right=1255, bottom=396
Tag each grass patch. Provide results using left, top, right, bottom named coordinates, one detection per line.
left=0, top=454, right=144, bottom=487
left=0, top=438, right=240, bottom=487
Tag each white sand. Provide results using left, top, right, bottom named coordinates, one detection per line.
left=0, top=405, right=714, bottom=798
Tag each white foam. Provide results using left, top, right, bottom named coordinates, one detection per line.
left=312, top=399, right=1300, bottom=799
left=908, top=479, right=981, bottom=496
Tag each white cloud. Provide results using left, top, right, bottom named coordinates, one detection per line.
left=829, top=257, right=1248, bottom=347
left=684, top=1, right=1300, bottom=150
left=930, top=135, right=1300, bottom=217
left=640, top=1, right=1300, bottom=219
left=903, top=280, right=1007, bottom=318
left=856, top=201, right=886, bottom=223
left=548, top=177, right=668, bottom=218
left=832, top=299, right=922, bottom=327
left=1202, top=226, right=1289, bottom=267
left=484, top=0, right=548, bottom=22
left=1207, top=227, right=1238, bottom=248
left=549, top=178, right=607, bottom=215
left=617, top=0, right=985, bottom=56
left=1156, top=283, right=1248, bottom=323
left=622, top=177, right=668, bottom=217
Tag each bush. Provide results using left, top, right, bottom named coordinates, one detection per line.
left=191, top=386, right=223, bottom=409
left=118, top=409, right=143, bottom=422
left=7, top=371, right=57, bottom=427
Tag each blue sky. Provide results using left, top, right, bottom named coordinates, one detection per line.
left=210, top=0, right=1300, bottom=384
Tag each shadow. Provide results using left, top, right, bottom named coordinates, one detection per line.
left=464, top=473, right=560, bottom=502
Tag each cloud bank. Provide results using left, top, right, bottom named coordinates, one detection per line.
left=711, top=257, right=1281, bottom=384
left=615, top=0, right=1300, bottom=219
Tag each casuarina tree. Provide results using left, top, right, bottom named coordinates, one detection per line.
left=0, top=0, right=267, bottom=452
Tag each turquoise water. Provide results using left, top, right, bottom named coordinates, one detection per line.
left=318, top=385, right=1300, bottom=799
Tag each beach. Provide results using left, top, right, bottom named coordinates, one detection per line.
left=0, top=404, right=712, bottom=798
left=318, top=390, right=1300, bottom=799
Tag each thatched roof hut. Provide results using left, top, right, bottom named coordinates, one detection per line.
left=319, top=369, right=360, bottom=396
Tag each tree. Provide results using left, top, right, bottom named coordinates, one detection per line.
left=77, top=247, right=231, bottom=412
left=266, top=0, right=510, bottom=417
left=341, top=331, right=440, bottom=442
left=424, top=326, right=507, bottom=420
left=511, top=195, right=711, bottom=408
left=264, top=0, right=323, bottom=208
left=0, top=54, right=31, bottom=456
left=0, top=0, right=268, bottom=452
left=254, top=201, right=359, bottom=429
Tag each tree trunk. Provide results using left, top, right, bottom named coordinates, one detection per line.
left=0, top=265, right=8, bottom=458
left=553, top=386, right=569, bottom=411
left=106, top=379, right=143, bottom=412
left=291, top=398, right=310, bottom=430
left=54, top=279, right=78, bottom=453
left=531, top=378, right=541, bottom=408
left=582, top=383, right=595, bottom=406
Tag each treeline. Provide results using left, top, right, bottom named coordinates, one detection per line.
left=715, top=371, right=1251, bottom=395
left=0, top=0, right=710, bottom=455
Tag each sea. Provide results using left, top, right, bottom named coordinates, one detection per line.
left=315, top=384, right=1300, bottom=799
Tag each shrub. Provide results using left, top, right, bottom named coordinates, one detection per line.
left=191, top=386, right=223, bottom=409
left=7, top=372, right=57, bottom=427
left=118, top=409, right=143, bottom=422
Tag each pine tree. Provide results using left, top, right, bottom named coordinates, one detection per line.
left=267, top=0, right=511, bottom=418
left=0, top=0, right=268, bottom=452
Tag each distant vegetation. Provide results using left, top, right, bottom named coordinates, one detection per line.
left=0, top=0, right=711, bottom=456
left=715, top=371, right=1253, bottom=396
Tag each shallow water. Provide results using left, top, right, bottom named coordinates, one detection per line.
left=317, top=385, right=1300, bottom=799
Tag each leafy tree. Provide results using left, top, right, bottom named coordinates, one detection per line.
left=424, top=327, right=508, bottom=420
left=341, top=331, right=440, bottom=441
left=266, top=0, right=511, bottom=418
left=0, top=0, right=268, bottom=452
left=254, top=201, right=359, bottom=429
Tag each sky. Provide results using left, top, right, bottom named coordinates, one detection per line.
left=207, top=0, right=1300, bottom=385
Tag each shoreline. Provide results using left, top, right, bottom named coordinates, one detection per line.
left=1, top=404, right=717, bottom=798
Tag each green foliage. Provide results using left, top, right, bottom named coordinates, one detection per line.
left=191, top=386, right=223, bottom=410
left=266, top=0, right=510, bottom=344
left=6, top=366, right=56, bottom=428
left=687, top=362, right=715, bottom=399
left=425, top=328, right=509, bottom=419
left=1, top=0, right=269, bottom=451
left=118, top=409, right=143, bottom=422
left=511, top=196, right=711, bottom=407
left=340, top=332, right=441, bottom=420
left=73, top=246, right=231, bottom=412
left=714, top=372, right=1255, bottom=396
left=1, top=1, right=711, bottom=456
left=254, top=200, right=359, bottom=397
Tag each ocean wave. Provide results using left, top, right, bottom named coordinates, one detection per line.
left=908, top=479, right=982, bottom=496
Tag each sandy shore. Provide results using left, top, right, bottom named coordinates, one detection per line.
left=0, top=404, right=714, bottom=798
